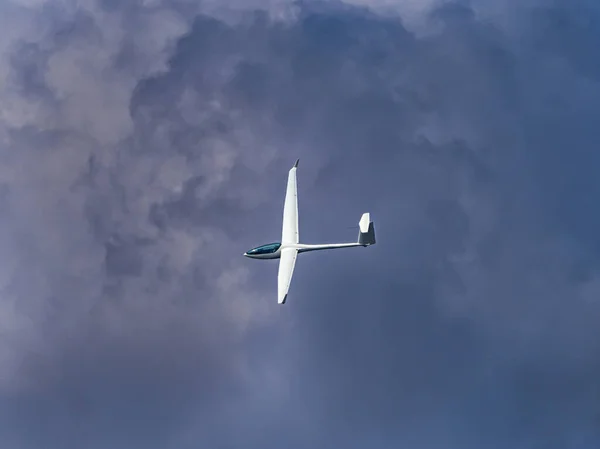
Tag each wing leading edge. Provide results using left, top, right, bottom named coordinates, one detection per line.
left=278, top=159, right=300, bottom=304
left=281, top=159, right=299, bottom=245
left=277, top=248, right=298, bottom=304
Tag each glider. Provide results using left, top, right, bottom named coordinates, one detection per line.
left=243, top=159, right=376, bottom=304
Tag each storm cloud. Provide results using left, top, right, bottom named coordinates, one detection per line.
left=1, top=0, right=600, bottom=448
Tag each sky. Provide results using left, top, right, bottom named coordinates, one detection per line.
left=1, top=0, right=600, bottom=448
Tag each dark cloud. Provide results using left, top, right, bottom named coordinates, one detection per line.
left=1, top=0, right=600, bottom=448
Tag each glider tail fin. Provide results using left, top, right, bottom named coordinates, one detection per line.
left=358, top=212, right=376, bottom=246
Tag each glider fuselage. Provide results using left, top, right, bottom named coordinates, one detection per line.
left=243, top=242, right=365, bottom=259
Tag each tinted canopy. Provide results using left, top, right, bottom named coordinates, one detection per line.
left=246, top=242, right=281, bottom=255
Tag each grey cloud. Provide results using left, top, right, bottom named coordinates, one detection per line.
left=2, top=1, right=600, bottom=448
left=0, top=2, right=278, bottom=449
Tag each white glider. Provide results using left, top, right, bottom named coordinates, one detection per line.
left=243, top=159, right=376, bottom=304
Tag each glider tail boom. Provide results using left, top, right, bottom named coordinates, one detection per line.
left=358, top=212, right=376, bottom=246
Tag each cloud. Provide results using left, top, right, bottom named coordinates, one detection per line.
left=0, top=2, right=284, bottom=448
left=1, top=1, right=600, bottom=448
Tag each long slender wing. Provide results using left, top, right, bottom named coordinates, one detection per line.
left=277, top=248, right=298, bottom=304
left=281, top=159, right=299, bottom=244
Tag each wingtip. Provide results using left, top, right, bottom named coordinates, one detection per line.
left=293, top=159, right=299, bottom=168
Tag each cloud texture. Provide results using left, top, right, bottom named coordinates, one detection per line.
left=1, top=0, right=600, bottom=448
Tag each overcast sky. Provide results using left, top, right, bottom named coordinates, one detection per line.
left=1, top=0, right=600, bottom=448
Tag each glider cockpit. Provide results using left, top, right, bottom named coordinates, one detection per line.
left=244, top=242, right=281, bottom=259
